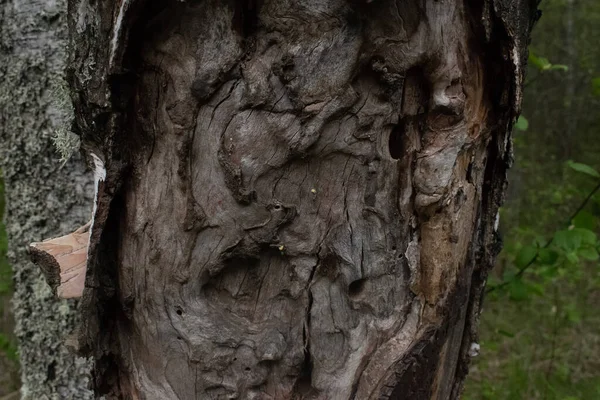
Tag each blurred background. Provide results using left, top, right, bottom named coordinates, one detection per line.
left=1, top=0, right=599, bottom=398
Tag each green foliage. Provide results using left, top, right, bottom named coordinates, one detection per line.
left=529, top=52, right=569, bottom=72
left=567, top=160, right=600, bottom=178
left=466, top=8, right=600, bottom=392
left=514, top=245, right=537, bottom=268
left=515, top=116, right=529, bottom=131
left=466, top=144, right=600, bottom=399
left=487, top=162, right=600, bottom=298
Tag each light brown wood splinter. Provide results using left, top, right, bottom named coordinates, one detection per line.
left=29, top=221, right=90, bottom=299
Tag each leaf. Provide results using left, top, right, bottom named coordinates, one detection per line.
left=572, top=211, right=597, bottom=231
left=572, top=228, right=598, bottom=246
left=508, top=279, right=529, bottom=301
left=554, top=229, right=582, bottom=251
left=538, top=265, right=559, bottom=279
left=579, top=246, right=599, bottom=261
left=528, top=53, right=568, bottom=72
left=515, top=116, right=529, bottom=131
left=514, top=245, right=537, bottom=268
left=527, top=282, right=545, bottom=296
left=547, top=64, right=569, bottom=71
left=529, top=53, right=551, bottom=70
left=567, top=160, right=600, bottom=178
left=566, top=252, right=579, bottom=264
left=497, top=329, right=515, bottom=338
left=537, top=248, right=559, bottom=265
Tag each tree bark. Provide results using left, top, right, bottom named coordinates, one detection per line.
left=63, top=0, right=538, bottom=398
left=0, top=0, right=94, bottom=398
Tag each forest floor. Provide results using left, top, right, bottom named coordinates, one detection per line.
left=464, top=269, right=600, bottom=400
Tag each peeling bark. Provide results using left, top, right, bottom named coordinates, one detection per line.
left=30, top=222, right=90, bottom=299
left=61, top=0, right=538, bottom=398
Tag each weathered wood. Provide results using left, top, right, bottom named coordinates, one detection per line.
left=64, top=0, right=538, bottom=398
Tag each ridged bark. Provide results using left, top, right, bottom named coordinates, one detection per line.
left=66, top=0, right=537, bottom=398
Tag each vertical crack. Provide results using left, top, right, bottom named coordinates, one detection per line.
left=295, top=255, right=319, bottom=396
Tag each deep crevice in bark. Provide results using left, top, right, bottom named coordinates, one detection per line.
left=388, top=123, right=406, bottom=160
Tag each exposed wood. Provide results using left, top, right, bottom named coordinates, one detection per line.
left=63, top=0, right=538, bottom=398
left=30, top=222, right=90, bottom=299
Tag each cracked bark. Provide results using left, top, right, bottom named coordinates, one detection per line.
left=62, top=0, right=538, bottom=398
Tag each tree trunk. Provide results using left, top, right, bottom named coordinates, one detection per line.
left=63, top=0, right=537, bottom=398
left=0, top=0, right=94, bottom=398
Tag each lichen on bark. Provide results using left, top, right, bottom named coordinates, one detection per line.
left=0, top=0, right=93, bottom=397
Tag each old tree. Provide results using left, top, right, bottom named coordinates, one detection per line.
left=5, top=0, right=539, bottom=398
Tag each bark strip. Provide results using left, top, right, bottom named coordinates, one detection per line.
left=29, top=222, right=90, bottom=299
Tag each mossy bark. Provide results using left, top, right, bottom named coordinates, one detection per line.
left=0, top=0, right=93, bottom=398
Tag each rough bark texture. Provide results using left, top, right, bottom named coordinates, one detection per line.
left=0, top=0, right=94, bottom=398
left=66, top=0, right=538, bottom=398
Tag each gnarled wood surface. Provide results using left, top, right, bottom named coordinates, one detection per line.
left=63, top=0, right=538, bottom=398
